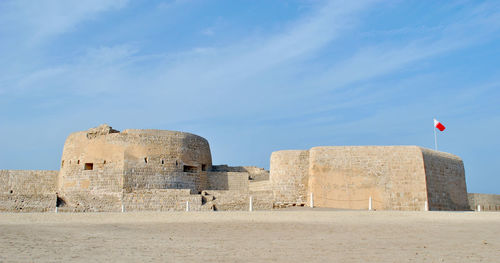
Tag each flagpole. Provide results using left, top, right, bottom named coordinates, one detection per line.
left=433, top=118, right=438, bottom=151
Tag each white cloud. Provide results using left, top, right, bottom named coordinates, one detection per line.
left=0, top=0, right=128, bottom=43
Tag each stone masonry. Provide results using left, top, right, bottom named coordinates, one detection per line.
left=270, top=146, right=470, bottom=211
left=0, top=124, right=488, bottom=212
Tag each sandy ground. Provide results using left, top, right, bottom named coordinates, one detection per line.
left=0, top=210, right=499, bottom=263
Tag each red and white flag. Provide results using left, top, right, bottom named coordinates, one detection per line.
left=434, top=118, right=446, bottom=131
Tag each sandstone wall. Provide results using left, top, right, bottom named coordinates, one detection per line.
left=58, top=125, right=213, bottom=209
left=123, top=189, right=203, bottom=211
left=249, top=180, right=272, bottom=192
left=201, top=190, right=273, bottom=211
left=212, top=165, right=269, bottom=181
left=309, top=146, right=428, bottom=210
left=206, top=172, right=249, bottom=191
left=270, top=150, right=309, bottom=205
left=468, top=193, right=500, bottom=211
left=421, top=148, right=469, bottom=211
left=0, top=170, right=58, bottom=212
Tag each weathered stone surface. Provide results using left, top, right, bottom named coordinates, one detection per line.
left=270, top=146, right=469, bottom=211
left=58, top=125, right=212, bottom=210
left=270, top=150, right=309, bottom=205
left=468, top=193, right=500, bottom=211
left=0, top=125, right=477, bottom=213
left=0, top=170, right=58, bottom=212
left=206, top=172, right=249, bottom=191
left=86, top=124, right=119, bottom=139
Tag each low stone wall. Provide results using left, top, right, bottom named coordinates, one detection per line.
left=0, top=194, right=56, bottom=212
left=212, top=165, right=269, bottom=181
left=206, top=172, right=249, bottom=191
left=468, top=193, right=500, bottom=211
left=202, top=190, right=273, bottom=211
left=57, top=192, right=123, bottom=212
left=0, top=170, right=58, bottom=194
left=124, top=189, right=202, bottom=212
left=249, top=180, right=272, bottom=192
left=0, top=170, right=58, bottom=212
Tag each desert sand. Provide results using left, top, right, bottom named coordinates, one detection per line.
left=0, top=210, right=499, bottom=262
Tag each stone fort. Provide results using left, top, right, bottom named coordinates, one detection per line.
left=1, top=124, right=498, bottom=212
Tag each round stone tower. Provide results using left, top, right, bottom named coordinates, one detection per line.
left=58, top=124, right=212, bottom=210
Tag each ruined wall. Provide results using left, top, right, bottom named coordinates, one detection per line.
left=421, top=149, right=469, bottom=211
left=309, top=146, right=428, bottom=210
left=0, top=170, right=58, bottom=212
left=206, top=172, right=249, bottom=191
left=270, top=150, right=309, bottom=205
left=468, top=193, right=500, bottom=211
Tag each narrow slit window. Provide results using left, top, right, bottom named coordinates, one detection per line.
left=84, top=163, right=94, bottom=170
left=201, top=164, right=206, bottom=171
left=161, top=159, right=164, bottom=165
left=144, top=157, right=148, bottom=163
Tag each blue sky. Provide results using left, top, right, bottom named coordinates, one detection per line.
left=0, top=0, right=499, bottom=194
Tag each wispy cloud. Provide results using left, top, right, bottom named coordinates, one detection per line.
left=0, top=0, right=128, bottom=43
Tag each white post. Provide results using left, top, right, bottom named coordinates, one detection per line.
left=424, top=201, right=428, bottom=211
left=434, top=119, right=438, bottom=151
left=186, top=201, right=190, bottom=212
left=369, top=196, right=373, bottom=211
left=121, top=204, right=125, bottom=213
left=55, top=206, right=58, bottom=213
left=249, top=196, right=253, bottom=212
left=310, top=193, right=314, bottom=208
left=478, top=205, right=481, bottom=212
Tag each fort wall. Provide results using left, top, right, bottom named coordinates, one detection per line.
left=421, top=149, right=469, bottom=210
left=212, top=165, right=269, bottom=181
left=270, top=150, right=309, bottom=205
left=58, top=125, right=212, bottom=210
left=269, top=146, right=469, bottom=211
left=206, top=172, right=249, bottom=191
left=468, top=193, right=500, bottom=211
left=308, top=146, right=428, bottom=210
left=0, top=170, right=58, bottom=212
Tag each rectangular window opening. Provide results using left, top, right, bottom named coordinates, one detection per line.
left=183, top=165, right=198, bottom=173
left=201, top=164, right=206, bottom=171
left=84, top=163, right=94, bottom=170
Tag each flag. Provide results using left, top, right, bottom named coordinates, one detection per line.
left=434, top=118, right=446, bottom=131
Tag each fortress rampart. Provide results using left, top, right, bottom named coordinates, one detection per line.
left=270, top=146, right=469, bottom=211
left=0, top=124, right=490, bottom=212
left=0, top=170, right=58, bottom=212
